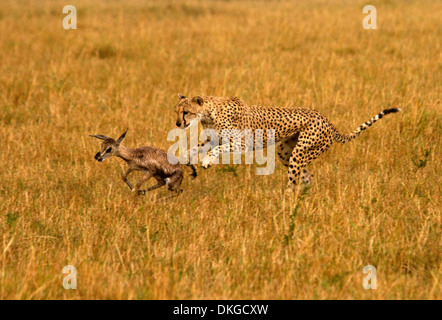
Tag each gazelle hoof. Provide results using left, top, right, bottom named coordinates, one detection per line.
left=138, top=190, right=146, bottom=196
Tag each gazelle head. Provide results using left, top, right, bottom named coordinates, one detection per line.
left=90, top=129, right=128, bottom=162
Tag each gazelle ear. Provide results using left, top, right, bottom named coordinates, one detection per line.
left=89, top=134, right=109, bottom=140
left=116, top=129, right=128, bottom=145
left=192, top=96, right=204, bottom=106
left=178, top=94, right=186, bottom=100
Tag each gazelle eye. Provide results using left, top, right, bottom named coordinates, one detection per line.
left=106, top=147, right=112, bottom=153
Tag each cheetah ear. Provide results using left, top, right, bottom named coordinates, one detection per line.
left=192, top=96, right=204, bottom=106
left=178, top=94, right=186, bottom=100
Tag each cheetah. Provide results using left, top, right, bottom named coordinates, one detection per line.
left=174, top=95, right=400, bottom=189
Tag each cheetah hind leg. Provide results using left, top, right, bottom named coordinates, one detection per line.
left=287, top=169, right=313, bottom=194
left=277, top=133, right=300, bottom=167
left=286, top=133, right=330, bottom=190
left=278, top=139, right=315, bottom=185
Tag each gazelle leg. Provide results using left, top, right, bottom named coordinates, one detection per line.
left=166, top=172, right=184, bottom=192
left=122, top=168, right=134, bottom=190
left=134, top=172, right=153, bottom=195
left=186, top=164, right=197, bottom=179
left=147, top=179, right=166, bottom=191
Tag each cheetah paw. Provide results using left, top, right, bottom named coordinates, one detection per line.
left=301, top=170, right=314, bottom=185
left=201, top=156, right=214, bottom=169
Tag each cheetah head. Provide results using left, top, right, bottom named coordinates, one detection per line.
left=174, top=94, right=206, bottom=129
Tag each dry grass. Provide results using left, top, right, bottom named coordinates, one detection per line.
left=0, top=0, right=440, bottom=299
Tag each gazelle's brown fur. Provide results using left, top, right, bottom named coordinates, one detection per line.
left=90, top=130, right=197, bottom=195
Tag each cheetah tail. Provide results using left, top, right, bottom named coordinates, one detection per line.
left=333, top=108, right=401, bottom=143
left=186, top=164, right=198, bottom=180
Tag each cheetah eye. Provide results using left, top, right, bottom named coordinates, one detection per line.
left=183, top=111, right=188, bottom=116
left=106, top=147, right=112, bottom=153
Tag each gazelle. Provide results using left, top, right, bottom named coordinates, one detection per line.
left=90, top=129, right=197, bottom=195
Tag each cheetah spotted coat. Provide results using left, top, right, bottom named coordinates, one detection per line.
left=174, top=95, right=400, bottom=189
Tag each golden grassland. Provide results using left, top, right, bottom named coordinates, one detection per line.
left=0, top=0, right=440, bottom=299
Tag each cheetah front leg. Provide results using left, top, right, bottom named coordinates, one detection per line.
left=201, top=138, right=249, bottom=168
left=188, top=138, right=212, bottom=164
left=201, top=143, right=232, bottom=168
